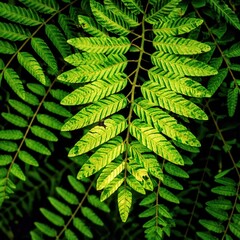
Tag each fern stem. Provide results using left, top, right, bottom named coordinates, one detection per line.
left=56, top=179, right=95, bottom=239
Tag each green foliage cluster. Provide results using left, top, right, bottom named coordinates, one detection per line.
left=0, top=0, right=239, bottom=239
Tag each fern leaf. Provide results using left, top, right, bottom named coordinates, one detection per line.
left=118, top=187, right=132, bottom=222
left=68, top=114, right=127, bottom=157
left=77, top=136, right=125, bottom=179
left=153, top=17, right=203, bottom=36
left=127, top=158, right=153, bottom=191
left=0, top=155, right=12, bottom=166
left=0, top=22, right=30, bottom=41
left=17, top=52, right=46, bottom=86
left=8, top=99, right=33, bottom=117
left=68, top=175, right=86, bottom=194
left=87, top=194, right=111, bottom=212
left=96, top=158, right=125, bottom=190
left=0, top=141, right=18, bottom=152
left=56, top=187, right=78, bottom=205
left=34, top=222, right=57, bottom=237
left=90, top=0, right=130, bottom=36
left=146, top=0, right=181, bottom=24
left=100, top=175, right=124, bottom=201
left=151, top=52, right=218, bottom=76
left=25, top=138, right=51, bottom=155
left=61, top=75, right=127, bottom=105
left=65, top=53, right=107, bottom=67
left=62, top=95, right=127, bottom=131
left=207, top=68, right=228, bottom=95
left=58, top=13, right=76, bottom=39
left=30, top=125, right=58, bottom=142
left=81, top=207, right=104, bottom=226
left=58, top=54, right=127, bottom=84
left=4, top=68, right=25, bottom=99
left=73, top=218, right=93, bottom=238
left=206, top=199, right=233, bottom=210
left=27, top=83, right=46, bottom=96
left=0, top=3, right=42, bottom=26
left=126, top=175, right=146, bottom=194
left=148, top=67, right=211, bottom=98
left=104, top=0, right=139, bottom=27
left=229, top=223, right=240, bottom=238
left=130, top=119, right=184, bottom=165
left=40, top=208, right=64, bottom=226
left=205, top=207, right=228, bottom=221
left=153, top=36, right=211, bottom=55
left=43, top=101, right=72, bottom=117
left=1, top=113, right=28, bottom=128
left=0, top=40, right=16, bottom=54
left=31, top=38, right=58, bottom=74
left=199, top=219, right=224, bottom=233
left=162, top=174, right=183, bottom=190
left=78, top=15, right=108, bottom=37
left=139, top=192, right=156, bottom=206
left=37, top=114, right=63, bottom=130
left=196, top=232, right=218, bottom=240
left=211, top=185, right=237, bottom=196
left=206, top=0, right=240, bottom=30
left=10, top=163, right=26, bottom=181
left=50, top=89, right=69, bottom=101
left=0, top=130, right=23, bottom=140
left=227, top=87, right=238, bottom=117
left=133, top=98, right=200, bottom=146
left=141, top=81, right=208, bottom=120
left=22, top=92, right=40, bottom=106
left=67, top=36, right=131, bottom=54
left=164, top=162, right=189, bottom=178
left=19, top=0, right=59, bottom=14
left=48, top=197, right=72, bottom=216
left=45, top=24, right=71, bottom=58
left=159, top=187, right=179, bottom=204
left=224, top=42, right=240, bottom=58
left=18, top=151, right=39, bottom=166
left=121, top=0, right=143, bottom=14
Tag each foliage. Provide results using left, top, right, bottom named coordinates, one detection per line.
left=0, top=0, right=239, bottom=239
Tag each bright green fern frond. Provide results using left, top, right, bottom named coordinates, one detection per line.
left=0, top=130, right=23, bottom=140
left=0, top=22, right=30, bottom=41
left=153, top=36, right=211, bottom=55
left=61, top=75, right=128, bottom=105
left=90, top=0, right=131, bottom=36
left=153, top=17, right=203, bottom=36
left=30, top=125, right=58, bottom=142
left=68, top=114, right=127, bottom=156
left=67, top=36, right=131, bottom=54
left=206, top=0, right=240, bottom=30
left=130, top=119, right=184, bottom=165
left=141, top=81, right=208, bottom=120
left=151, top=52, right=218, bottom=76
left=25, top=138, right=51, bottom=156
left=148, top=67, right=211, bottom=97
left=0, top=3, right=42, bottom=26
left=58, top=54, right=128, bottom=83
left=19, top=0, right=59, bottom=14
left=17, top=52, right=46, bottom=86
left=9, top=99, right=34, bottom=117
left=118, top=186, right=132, bottom=222
left=4, top=68, right=25, bottom=99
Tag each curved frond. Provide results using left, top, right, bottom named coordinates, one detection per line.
left=0, top=40, right=16, bottom=54
left=121, top=0, right=144, bottom=14
left=118, top=187, right=132, bottom=222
